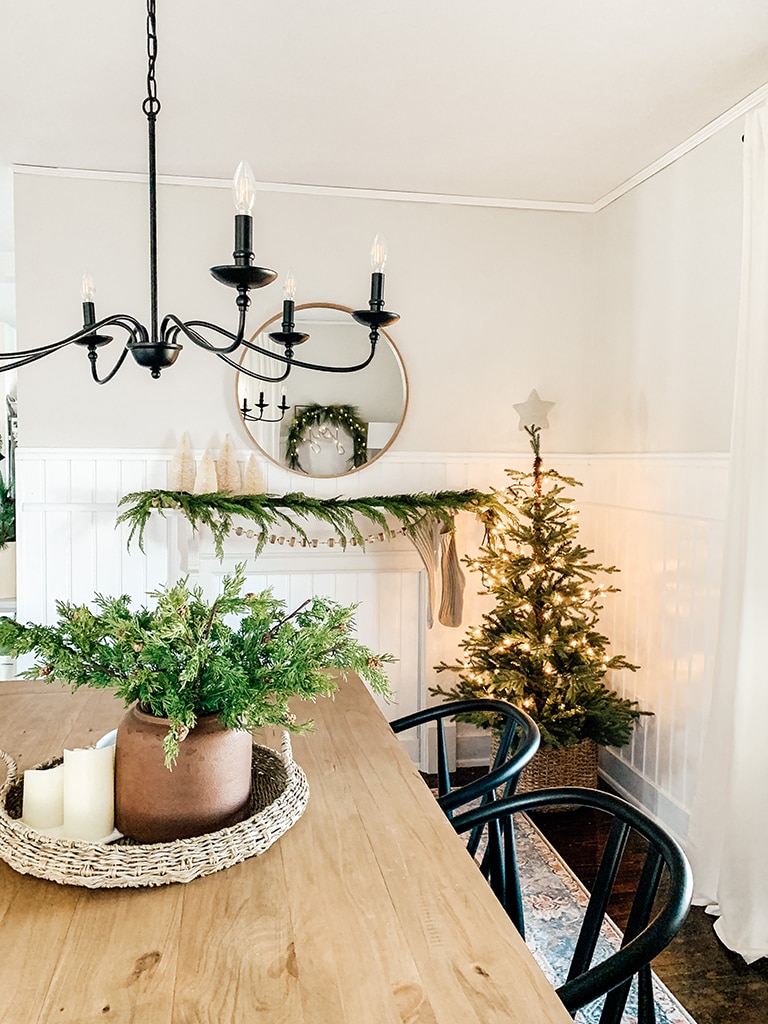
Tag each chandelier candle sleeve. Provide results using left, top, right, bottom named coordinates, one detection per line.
left=233, top=161, right=255, bottom=264
left=21, top=765, right=64, bottom=830
left=282, top=269, right=297, bottom=332
left=61, top=746, right=115, bottom=842
left=370, top=234, right=387, bottom=306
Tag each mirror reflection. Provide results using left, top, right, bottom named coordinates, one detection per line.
left=236, top=303, right=408, bottom=477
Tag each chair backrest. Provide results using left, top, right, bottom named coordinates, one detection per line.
left=390, top=698, right=539, bottom=816
left=451, top=787, right=693, bottom=1024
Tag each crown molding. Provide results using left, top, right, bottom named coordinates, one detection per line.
left=12, top=80, right=768, bottom=214
left=593, top=81, right=768, bottom=211
left=11, top=163, right=592, bottom=213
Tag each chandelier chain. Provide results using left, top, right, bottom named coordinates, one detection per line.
left=143, top=0, right=161, bottom=118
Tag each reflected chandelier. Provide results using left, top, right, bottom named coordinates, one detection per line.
left=1, top=0, right=398, bottom=384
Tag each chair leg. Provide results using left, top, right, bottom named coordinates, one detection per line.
left=598, top=979, right=633, bottom=1024
left=436, top=719, right=450, bottom=800
left=637, top=965, right=657, bottom=1024
left=503, top=815, right=524, bottom=938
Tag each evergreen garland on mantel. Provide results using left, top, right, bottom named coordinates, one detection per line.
left=117, top=488, right=502, bottom=559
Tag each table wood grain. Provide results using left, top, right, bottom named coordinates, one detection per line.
left=0, top=676, right=571, bottom=1024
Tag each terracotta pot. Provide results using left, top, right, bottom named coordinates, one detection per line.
left=114, top=704, right=253, bottom=843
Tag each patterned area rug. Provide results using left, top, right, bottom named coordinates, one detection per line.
left=511, top=815, right=697, bottom=1024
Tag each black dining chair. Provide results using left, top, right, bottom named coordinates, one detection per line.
left=452, top=788, right=693, bottom=1024
left=390, top=699, right=539, bottom=853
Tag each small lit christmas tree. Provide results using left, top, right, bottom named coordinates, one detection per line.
left=433, top=426, right=645, bottom=749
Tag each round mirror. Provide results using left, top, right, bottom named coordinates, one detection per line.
left=236, top=303, right=408, bottom=477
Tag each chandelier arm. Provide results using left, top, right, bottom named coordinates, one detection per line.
left=161, top=317, right=287, bottom=380
left=161, top=314, right=244, bottom=353
left=0, top=338, right=74, bottom=361
left=0, top=314, right=147, bottom=373
left=89, top=345, right=132, bottom=385
left=0, top=347, right=78, bottom=372
left=238, top=334, right=377, bottom=375
left=0, top=315, right=142, bottom=360
left=217, top=350, right=292, bottom=383
left=104, top=314, right=150, bottom=341
left=241, top=408, right=287, bottom=423
left=281, top=338, right=378, bottom=374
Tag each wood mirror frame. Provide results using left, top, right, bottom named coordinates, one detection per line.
left=235, top=302, right=408, bottom=478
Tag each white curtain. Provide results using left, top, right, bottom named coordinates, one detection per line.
left=686, top=101, right=768, bottom=964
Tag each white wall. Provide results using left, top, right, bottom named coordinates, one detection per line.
left=589, top=119, right=743, bottom=454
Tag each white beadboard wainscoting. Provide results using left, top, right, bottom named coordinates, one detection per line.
left=574, top=454, right=729, bottom=843
left=14, top=447, right=728, bottom=839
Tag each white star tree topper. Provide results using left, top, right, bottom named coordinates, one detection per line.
left=512, top=389, right=555, bottom=430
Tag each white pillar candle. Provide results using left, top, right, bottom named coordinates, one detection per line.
left=22, top=764, right=64, bottom=829
left=62, top=746, right=115, bottom=841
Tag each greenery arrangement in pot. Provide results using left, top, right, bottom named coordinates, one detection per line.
left=432, top=427, right=648, bottom=790
left=0, top=564, right=393, bottom=841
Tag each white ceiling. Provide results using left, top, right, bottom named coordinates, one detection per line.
left=1, top=0, right=767, bottom=208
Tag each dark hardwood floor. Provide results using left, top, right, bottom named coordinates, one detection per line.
left=424, top=770, right=768, bottom=1023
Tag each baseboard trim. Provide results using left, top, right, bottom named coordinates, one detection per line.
left=599, top=749, right=690, bottom=844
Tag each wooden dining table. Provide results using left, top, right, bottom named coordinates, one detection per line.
left=0, top=673, right=571, bottom=1024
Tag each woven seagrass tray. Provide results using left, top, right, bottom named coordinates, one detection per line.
left=0, top=734, right=309, bottom=889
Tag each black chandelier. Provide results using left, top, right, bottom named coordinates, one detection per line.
left=0, top=0, right=398, bottom=384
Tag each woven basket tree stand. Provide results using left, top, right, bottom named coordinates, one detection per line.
left=491, top=734, right=599, bottom=805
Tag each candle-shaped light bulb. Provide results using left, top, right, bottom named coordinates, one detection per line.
left=80, top=272, right=96, bottom=302
left=370, top=233, right=387, bottom=273
left=81, top=272, right=97, bottom=328
left=369, top=234, right=387, bottom=308
left=233, top=161, right=256, bottom=214
left=283, top=268, right=297, bottom=301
